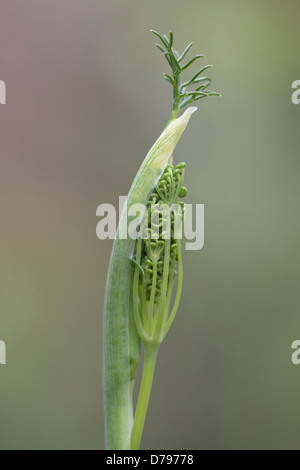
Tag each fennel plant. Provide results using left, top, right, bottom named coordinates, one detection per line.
left=103, top=30, right=219, bottom=450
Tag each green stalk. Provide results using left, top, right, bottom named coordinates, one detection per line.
left=103, top=108, right=196, bottom=450
left=130, top=345, right=158, bottom=450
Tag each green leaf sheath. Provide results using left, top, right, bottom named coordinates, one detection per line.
left=103, top=107, right=196, bottom=450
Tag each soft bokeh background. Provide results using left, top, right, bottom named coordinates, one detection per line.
left=0, top=0, right=300, bottom=450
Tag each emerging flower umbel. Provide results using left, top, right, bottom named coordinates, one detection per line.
left=103, top=30, right=220, bottom=451
left=132, top=162, right=187, bottom=347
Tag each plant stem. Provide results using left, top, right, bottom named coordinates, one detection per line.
left=130, top=345, right=158, bottom=450
left=167, top=108, right=179, bottom=126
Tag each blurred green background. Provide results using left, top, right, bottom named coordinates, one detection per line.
left=0, top=0, right=300, bottom=450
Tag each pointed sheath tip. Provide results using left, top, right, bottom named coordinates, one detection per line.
left=188, top=106, right=198, bottom=115
left=180, top=106, right=198, bottom=120
left=167, top=106, right=198, bottom=133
